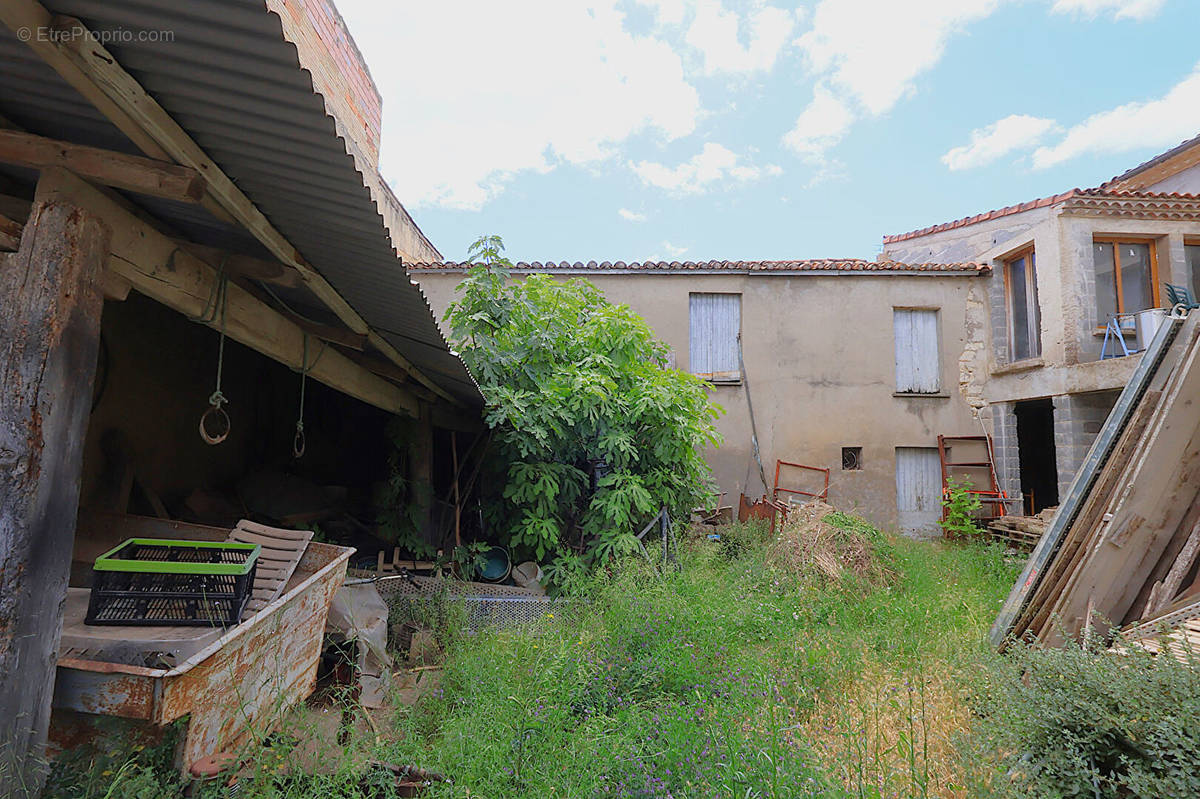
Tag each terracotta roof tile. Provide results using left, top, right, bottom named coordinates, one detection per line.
left=1103, top=133, right=1200, bottom=188
left=407, top=258, right=989, bottom=274
left=883, top=188, right=1200, bottom=245
left=882, top=190, right=1079, bottom=244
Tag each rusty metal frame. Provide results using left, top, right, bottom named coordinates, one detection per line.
left=773, top=459, right=830, bottom=503
left=769, top=460, right=831, bottom=533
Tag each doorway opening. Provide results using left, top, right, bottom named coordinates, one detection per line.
left=1014, top=398, right=1058, bottom=514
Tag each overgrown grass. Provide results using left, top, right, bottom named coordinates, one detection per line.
left=45, top=517, right=1024, bottom=798
left=377, top=520, right=1018, bottom=798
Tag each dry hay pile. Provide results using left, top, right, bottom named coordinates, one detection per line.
left=768, top=501, right=897, bottom=586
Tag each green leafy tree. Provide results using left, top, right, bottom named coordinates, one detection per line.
left=445, top=235, right=722, bottom=566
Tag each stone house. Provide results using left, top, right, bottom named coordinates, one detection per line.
left=882, top=136, right=1200, bottom=516
left=413, top=259, right=993, bottom=537
left=413, top=136, right=1200, bottom=537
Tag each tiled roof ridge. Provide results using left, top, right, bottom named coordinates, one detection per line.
left=1102, top=133, right=1200, bottom=188
left=406, top=258, right=988, bottom=273
left=882, top=187, right=1200, bottom=245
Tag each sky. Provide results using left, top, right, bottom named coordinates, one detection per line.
left=336, top=0, right=1200, bottom=263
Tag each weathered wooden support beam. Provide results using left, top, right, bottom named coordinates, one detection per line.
left=0, top=130, right=206, bottom=203
left=52, top=169, right=419, bottom=417
left=0, top=210, right=21, bottom=251
left=0, top=4, right=458, bottom=406
left=182, top=241, right=305, bottom=289
left=0, top=168, right=111, bottom=799
left=234, top=278, right=367, bottom=351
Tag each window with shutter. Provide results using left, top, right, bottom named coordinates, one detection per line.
left=894, top=309, right=941, bottom=394
left=689, top=293, right=741, bottom=382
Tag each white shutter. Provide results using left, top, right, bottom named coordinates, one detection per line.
left=895, top=447, right=942, bottom=538
left=689, top=294, right=740, bottom=380
left=894, top=309, right=940, bottom=393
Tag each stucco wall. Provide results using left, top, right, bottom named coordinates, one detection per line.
left=415, top=269, right=989, bottom=532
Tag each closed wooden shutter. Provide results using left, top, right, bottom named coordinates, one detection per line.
left=689, top=293, right=740, bottom=380
left=895, top=447, right=942, bottom=538
left=894, top=309, right=940, bottom=393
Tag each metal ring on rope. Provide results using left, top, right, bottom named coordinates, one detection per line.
left=1171, top=303, right=1190, bottom=320
left=200, top=391, right=230, bottom=445
left=292, top=422, right=306, bottom=459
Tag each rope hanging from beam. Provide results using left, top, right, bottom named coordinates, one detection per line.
left=195, top=256, right=231, bottom=445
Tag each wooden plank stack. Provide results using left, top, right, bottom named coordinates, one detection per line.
left=987, top=507, right=1056, bottom=550
left=991, top=312, right=1200, bottom=650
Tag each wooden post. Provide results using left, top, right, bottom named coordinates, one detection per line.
left=0, top=168, right=111, bottom=798
left=411, top=403, right=435, bottom=548
left=451, top=431, right=461, bottom=550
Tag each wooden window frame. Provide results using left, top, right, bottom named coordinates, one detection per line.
left=1002, top=244, right=1041, bottom=362
left=1092, top=235, right=1161, bottom=325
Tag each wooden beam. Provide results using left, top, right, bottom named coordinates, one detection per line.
left=45, top=168, right=419, bottom=417
left=0, top=6, right=460, bottom=406
left=0, top=130, right=206, bottom=203
left=0, top=193, right=32, bottom=222
left=0, top=210, right=21, bottom=251
left=181, top=241, right=304, bottom=289
left=235, top=277, right=367, bottom=351
left=0, top=169, right=111, bottom=799
left=338, top=348, right=437, bottom=401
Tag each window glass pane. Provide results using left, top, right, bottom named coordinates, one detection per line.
left=1008, top=257, right=1031, bottom=360
left=1094, top=242, right=1117, bottom=322
left=1186, top=245, right=1200, bottom=301
left=1119, top=242, right=1153, bottom=313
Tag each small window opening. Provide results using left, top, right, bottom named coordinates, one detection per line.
left=842, top=447, right=862, bottom=471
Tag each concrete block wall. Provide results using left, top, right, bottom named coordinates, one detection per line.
left=989, top=401, right=1022, bottom=508
left=1052, top=391, right=1120, bottom=498
left=987, top=269, right=1011, bottom=366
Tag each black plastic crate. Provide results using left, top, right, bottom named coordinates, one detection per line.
left=85, top=538, right=260, bottom=627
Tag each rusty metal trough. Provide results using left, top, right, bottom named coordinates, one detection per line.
left=52, top=541, right=353, bottom=772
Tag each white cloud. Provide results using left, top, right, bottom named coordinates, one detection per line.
left=784, top=0, right=1004, bottom=160
left=1032, top=61, right=1200, bottom=169
left=663, top=241, right=689, bottom=257
left=338, top=1, right=700, bottom=210
left=1050, top=0, right=1165, bottom=20
left=618, top=208, right=647, bottom=222
left=782, top=83, right=855, bottom=160
left=941, top=114, right=1060, bottom=170
left=638, top=0, right=689, bottom=26
left=632, top=142, right=779, bottom=193
left=684, top=1, right=799, bottom=75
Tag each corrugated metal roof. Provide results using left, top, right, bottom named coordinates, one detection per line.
left=0, top=0, right=480, bottom=406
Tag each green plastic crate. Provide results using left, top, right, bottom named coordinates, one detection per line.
left=86, top=538, right=261, bottom=626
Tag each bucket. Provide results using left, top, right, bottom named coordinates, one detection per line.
left=478, top=546, right=511, bottom=583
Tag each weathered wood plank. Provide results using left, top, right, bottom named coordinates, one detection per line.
left=0, top=130, right=205, bottom=203
left=50, top=169, right=418, bottom=416
left=0, top=168, right=111, bottom=799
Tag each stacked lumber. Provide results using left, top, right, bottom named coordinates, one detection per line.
left=987, top=507, right=1055, bottom=550
left=990, top=311, right=1200, bottom=650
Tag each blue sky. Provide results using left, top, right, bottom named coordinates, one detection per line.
left=337, top=0, right=1200, bottom=263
